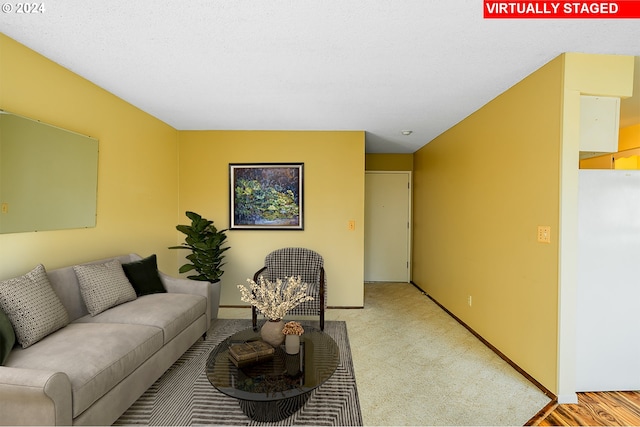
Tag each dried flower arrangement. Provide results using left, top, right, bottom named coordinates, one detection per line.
left=282, top=321, right=304, bottom=336
left=237, top=275, right=314, bottom=321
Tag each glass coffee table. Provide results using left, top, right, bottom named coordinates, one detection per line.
left=206, top=325, right=339, bottom=422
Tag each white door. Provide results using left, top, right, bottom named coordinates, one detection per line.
left=364, top=172, right=411, bottom=282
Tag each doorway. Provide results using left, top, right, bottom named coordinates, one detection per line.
left=364, top=171, right=412, bottom=282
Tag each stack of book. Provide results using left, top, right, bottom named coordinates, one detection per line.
left=228, top=340, right=275, bottom=367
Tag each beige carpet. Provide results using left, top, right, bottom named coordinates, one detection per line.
left=220, top=282, right=551, bottom=426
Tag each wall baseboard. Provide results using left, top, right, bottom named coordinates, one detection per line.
left=410, top=281, right=557, bottom=402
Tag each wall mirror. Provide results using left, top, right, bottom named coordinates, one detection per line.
left=0, top=111, right=98, bottom=234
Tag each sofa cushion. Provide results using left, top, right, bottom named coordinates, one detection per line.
left=121, top=254, right=166, bottom=296
left=46, top=264, right=89, bottom=322
left=4, top=322, right=163, bottom=418
left=73, top=259, right=137, bottom=316
left=0, top=307, right=15, bottom=365
left=0, top=264, right=70, bottom=348
left=74, top=293, right=206, bottom=344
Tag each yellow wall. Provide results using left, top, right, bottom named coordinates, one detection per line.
left=614, top=155, right=639, bottom=169
left=365, top=153, right=413, bottom=171
left=580, top=153, right=613, bottom=169
left=413, top=57, right=564, bottom=393
left=413, top=52, right=635, bottom=397
left=0, top=34, right=181, bottom=278
left=0, top=35, right=365, bottom=309
left=178, top=131, right=365, bottom=307
left=618, top=123, right=640, bottom=151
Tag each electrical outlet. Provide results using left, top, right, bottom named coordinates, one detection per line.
left=537, top=226, right=551, bottom=243
left=1, top=203, right=7, bottom=214
left=348, top=220, right=356, bottom=231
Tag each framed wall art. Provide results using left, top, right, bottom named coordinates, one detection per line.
left=229, top=163, right=304, bottom=230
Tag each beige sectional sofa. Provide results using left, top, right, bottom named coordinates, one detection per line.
left=0, top=253, right=219, bottom=426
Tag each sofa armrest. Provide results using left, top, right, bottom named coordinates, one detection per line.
left=0, top=367, right=72, bottom=426
left=159, top=272, right=220, bottom=329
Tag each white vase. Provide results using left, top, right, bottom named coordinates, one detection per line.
left=285, top=334, right=300, bottom=354
left=260, top=319, right=285, bottom=347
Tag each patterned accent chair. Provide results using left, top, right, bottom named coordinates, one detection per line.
left=252, top=247, right=326, bottom=330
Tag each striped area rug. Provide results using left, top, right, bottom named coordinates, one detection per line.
left=115, top=319, right=362, bottom=426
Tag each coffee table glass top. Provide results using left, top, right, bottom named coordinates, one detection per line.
left=206, top=326, right=339, bottom=402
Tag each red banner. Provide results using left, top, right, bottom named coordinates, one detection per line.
left=484, top=1, right=640, bottom=18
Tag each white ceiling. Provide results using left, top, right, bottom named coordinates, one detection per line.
left=1, top=1, right=639, bottom=153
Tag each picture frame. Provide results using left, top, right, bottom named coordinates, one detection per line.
left=229, top=163, right=304, bottom=230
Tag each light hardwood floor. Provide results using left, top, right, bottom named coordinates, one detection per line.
left=532, top=391, right=640, bottom=426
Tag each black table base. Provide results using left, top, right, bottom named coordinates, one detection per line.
left=239, top=393, right=311, bottom=422
left=207, top=326, right=339, bottom=422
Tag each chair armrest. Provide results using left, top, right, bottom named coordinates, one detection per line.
left=158, top=272, right=217, bottom=329
left=253, top=266, right=267, bottom=283
left=0, top=367, right=72, bottom=426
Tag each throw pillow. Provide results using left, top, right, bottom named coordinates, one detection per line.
left=73, top=259, right=137, bottom=316
left=0, top=264, right=70, bottom=348
left=0, top=307, right=16, bottom=364
left=121, top=254, right=166, bottom=296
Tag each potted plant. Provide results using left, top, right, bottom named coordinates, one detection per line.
left=169, top=211, right=230, bottom=320
left=236, top=276, right=313, bottom=347
left=169, top=211, right=230, bottom=283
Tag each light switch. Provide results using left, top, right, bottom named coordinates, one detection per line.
left=1, top=203, right=7, bottom=214
left=537, top=226, right=551, bottom=243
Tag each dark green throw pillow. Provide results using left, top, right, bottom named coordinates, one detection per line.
left=122, top=254, right=166, bottom=296
left=0, top=306, right=16, bottom=365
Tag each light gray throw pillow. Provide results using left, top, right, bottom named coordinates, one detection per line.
left=73, top=259, right=137, bottom=316
left=0, top=264, right=69, bottom=348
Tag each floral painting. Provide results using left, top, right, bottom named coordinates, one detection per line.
left=229, top=163, right=303, bottom=230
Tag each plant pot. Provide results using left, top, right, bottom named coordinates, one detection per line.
left=209, top=281, right=221, bottom=321
left=260, top=319, right=285, bottom=347
left=285, top=334, right=300, bottom=355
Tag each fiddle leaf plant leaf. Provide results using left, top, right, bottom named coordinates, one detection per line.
left=169, top=211, right=230, bottom=283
